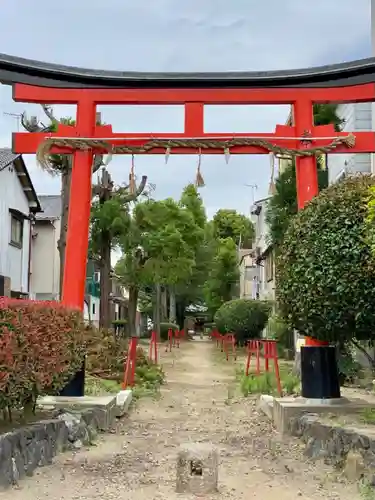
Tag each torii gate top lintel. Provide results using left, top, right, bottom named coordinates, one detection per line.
left=1, top=52, right=375, bottom=89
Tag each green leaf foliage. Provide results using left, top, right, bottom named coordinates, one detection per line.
left=159, top=322, right=179, bottom=341
left=277, top=175, right=375, bottom=343
left=134, top=198, right=197, bottom=285
left=214, top=299, right=272, bottom=345
left=204, top=237, right=240, bottom=314
left=212, top=209, right=254, bottom=247
left=90, top=189, right=131, bottom=259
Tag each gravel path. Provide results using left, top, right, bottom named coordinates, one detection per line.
left=2, top=340, right=362, bottom=499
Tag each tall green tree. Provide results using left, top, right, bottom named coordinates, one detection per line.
left=116, top=196, right=200, bottom=336
left=90, top=170, right=147, bottom=328
left=212, top=209, right=254, bottom=247
left=204, top=237, right=239, bottom=315
left=172, top=185, right=208, bottom=321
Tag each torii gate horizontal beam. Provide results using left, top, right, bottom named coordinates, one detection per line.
left=12, top=82, right=375, bottom=104
left=12, top=127, right=375, bottom=156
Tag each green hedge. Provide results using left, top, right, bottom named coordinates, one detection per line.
left=160, top=322, right=179, bottom=341
left=214, top=299, right=271, bottom=345
left=277, top=175, right=375, bottom=343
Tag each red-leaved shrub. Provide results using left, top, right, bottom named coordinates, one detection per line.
left=0, top=297, right=87, bottom=412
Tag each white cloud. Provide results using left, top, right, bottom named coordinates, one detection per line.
left=0, top=0, right=371, bottom=216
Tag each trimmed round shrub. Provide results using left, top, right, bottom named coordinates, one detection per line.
left=160, top=322, right=179, bottom=341
left=0, top=298, right=86, bottom=414
left=277, top=175, right=375, bottom=343
left=214, top=299, right=271, bottom=345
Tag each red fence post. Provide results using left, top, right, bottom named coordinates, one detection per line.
left=245, top=339, right=282, bottom=396
left=263, top=340, right=282, bottom=396
left=223, top=334, right=237, bottom=361
left=123, top=336, right=138, bottom=389
left=245, top=340, right=261, bottom=376
left=165, top=328, right=173, bottom=352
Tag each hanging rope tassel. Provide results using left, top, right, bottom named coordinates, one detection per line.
left=195, top=149, right=205, bottom=187
left=129, top=154, right=136, bottom=195
left=268, top=153, right=276, bottom=195
left=224, top=147, right=231, bottom=164
left=165, top=146, right=171, bottom=164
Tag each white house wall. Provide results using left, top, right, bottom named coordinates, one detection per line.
left=328, top=103, right=372, bottom=183
left=30, top=219, right=61, bottom=300
left=0, top=165, right=31, bottom=293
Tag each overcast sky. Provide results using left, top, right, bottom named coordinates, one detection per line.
left=0, top=0, right=372, bottom=219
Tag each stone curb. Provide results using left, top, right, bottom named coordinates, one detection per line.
left=290, top=413, right=375, bottom=483
left=0, top=389, right=133, bottom=490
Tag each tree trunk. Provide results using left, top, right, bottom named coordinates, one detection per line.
left=128, top=285, right=139, bottom=337
left=176, top=298, right=186, bottom=330
left=161, top=287, right=168, bottom=321
left=169, top=286, right=176, bottom=324
left=153, top=284, right=161, bottom=340
left=99, top=232, right=112, bottom=329
left=58, top=166, right=71, bottom=298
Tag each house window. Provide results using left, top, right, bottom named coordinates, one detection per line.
left=10, top=214, right=23, bottom=248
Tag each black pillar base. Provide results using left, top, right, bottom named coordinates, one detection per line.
left=58, top=358, right=85, bottom=397
left=301, top=346, right=340, bottom=399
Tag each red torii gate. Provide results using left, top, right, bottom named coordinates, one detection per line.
left=12, top=83, right=375, bottom=313
left=2, top=54, right=375, bottom=398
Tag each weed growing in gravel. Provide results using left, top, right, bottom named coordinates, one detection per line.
left=358, top=477, right=375, bottom=499
left=85, top=376, right=122, bottom=396
left=239, top=369, right=300, bottom=397
left=360, top=408, right=375, bottom=425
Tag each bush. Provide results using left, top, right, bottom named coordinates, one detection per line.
left=112, top=319, right=128, bottom=337
left=337, top=342, right=362, bottom=385
left=0, top=298, right=86, bottom=415
left=277, top=175, right=375, bottom=343
left=160, top=322, right=179, bottom=341
left=214, top=299, right=271, bottom=345
left=267, top=313, right=294, bottom=356
left=86, top=328, right=128, bottom=375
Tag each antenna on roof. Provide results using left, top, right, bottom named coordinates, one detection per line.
left=3, top=112, right=22, bottom=132
left=244, top=183, right=258, bottom=204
